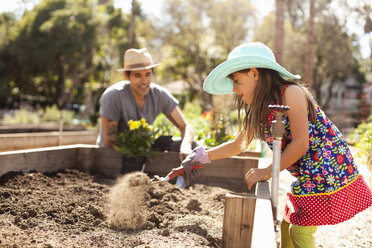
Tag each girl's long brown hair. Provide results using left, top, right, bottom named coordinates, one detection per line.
left=232, top=68, right=316, bottom=141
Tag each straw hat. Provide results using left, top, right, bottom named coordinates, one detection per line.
left=117, top=48, right=161, bottom=72
left=203, top=42, right=301, bottom=95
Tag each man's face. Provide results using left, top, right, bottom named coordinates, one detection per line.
left=125, top=69, right=153, bottom=97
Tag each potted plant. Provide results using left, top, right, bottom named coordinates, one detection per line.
left=114, top=118, right=156, bottom=174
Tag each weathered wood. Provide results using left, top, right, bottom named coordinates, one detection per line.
left=222, top=192, right=257, bottom=248
left=251, top=198, right=276, bottom=248
left=255, top=181, right=271, bottom=200
left=145, top=151, right=180, bottom=175
left=93, top=147, right=122, bottom=176
left=76, top=145, right=97, bottom=172
left=0, top=145, right=79, bottom=176
left=0, top=130, right=98, bottom=152
left=222, top=182, right=276, bottom=248
left=145, top=152, right=260, bottom=178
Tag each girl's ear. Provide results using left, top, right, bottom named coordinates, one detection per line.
left=251, top=68, right=259, bottom=80
left=124, top=72, right=129, bottom=80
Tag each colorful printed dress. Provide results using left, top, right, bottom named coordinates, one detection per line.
left=265, top=86, right=372, bottom=226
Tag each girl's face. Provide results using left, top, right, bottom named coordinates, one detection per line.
left=231, top=68, right=259, bottom=104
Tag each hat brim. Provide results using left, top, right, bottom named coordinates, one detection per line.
left=203, top=55, right=300, bottom=95
left=116, top=62, right=161, bottom=72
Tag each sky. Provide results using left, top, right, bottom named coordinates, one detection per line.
left=0, top=0, right=370, bottom=58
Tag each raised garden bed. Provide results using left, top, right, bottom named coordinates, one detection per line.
left=0, top=145, right=275, bottom=247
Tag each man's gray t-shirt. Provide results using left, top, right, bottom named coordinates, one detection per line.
left=97, top=81, right=179, bottom=147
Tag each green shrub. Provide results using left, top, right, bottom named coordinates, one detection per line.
left=3, top=109, right=40, bottom=124
left=152, top=113, right=180, bottom=137
left=152, top=101, right=237, bottom=147
left=42, top=105, right=75, bottom=126
left=350, top=121, right=372, bottom=168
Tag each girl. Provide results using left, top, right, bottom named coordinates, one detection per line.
left=169, top=42, right=372, bottom=247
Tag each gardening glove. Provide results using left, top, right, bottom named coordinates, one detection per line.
left=165, top=164, right=204, bottom=181
left=181, top=146, right=210, bottom=186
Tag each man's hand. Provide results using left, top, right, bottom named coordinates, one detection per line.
left=244, top=167, right=272, bottom=190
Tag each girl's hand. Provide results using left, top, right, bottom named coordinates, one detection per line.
left=245, top=167, right=271, bottom=190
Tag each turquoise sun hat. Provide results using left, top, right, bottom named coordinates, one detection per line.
left=203, top=42, right=301, bottom=95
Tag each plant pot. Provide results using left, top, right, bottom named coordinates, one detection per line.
left=121, top=156, right=146, bottom=174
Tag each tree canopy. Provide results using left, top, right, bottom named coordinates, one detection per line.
left=0, top=0, right=370, bottom=115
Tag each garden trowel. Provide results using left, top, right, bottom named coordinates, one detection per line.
left=151, top=165, right=203, bottom=185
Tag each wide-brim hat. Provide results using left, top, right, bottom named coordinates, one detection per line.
left=117, top=48, right=161, bottom=72
left=203, top=42, right=301, bottom=95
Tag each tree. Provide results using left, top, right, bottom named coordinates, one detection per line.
left=274, top=0, right=285, bottom=64
left=0, top=12, right=18, bottom=108
left=11, top=0, right=99, bottom=107
left=157, top=0, right=256, bottom=110
left=304, top=0, right=314, bottom=87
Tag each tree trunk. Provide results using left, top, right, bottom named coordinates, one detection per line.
left=129, top=0, right=136, bottom=48
left=57, top=55, right=66, bottom=109
left=305, top=0, right=315, bottom=88
left=274, top=0, right=285, bottom=64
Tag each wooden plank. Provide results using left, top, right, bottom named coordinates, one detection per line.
left=0, top=145, right=79, bottom=176
left=93, top=147, right=122, bottom=177
left=0, top=130, right=98, bottom=152
left=251, top=198, right=276, bottom=248
left=145, top=151, right=260, bottom=178
left=76, top=146, right=97, bottom=172
left=222, top=192, right=256, bottom=248
left=255, top=181, right=271, bottom=200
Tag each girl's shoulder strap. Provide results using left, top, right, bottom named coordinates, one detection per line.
left=280, top=85, right=290, bottom=96
left=276, top=85, right=290, bottom=104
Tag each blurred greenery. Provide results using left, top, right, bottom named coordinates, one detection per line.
left=349, top=120, right=372, bottom=169
left=0, top=0, right=370, bottom=137
left=152, top=101, right=235, bottom=147
left=41, top=105, right=75, bottom=126
left=3, top=109, right=40, bottom=125
left=3, top=104, right=76, bottom=126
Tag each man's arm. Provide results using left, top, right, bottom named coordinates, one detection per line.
left=167, top=107, right=194, bottom=160
left=101, top=115, right=119, bottom=147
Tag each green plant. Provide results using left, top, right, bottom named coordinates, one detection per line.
left=350, top=120, right=372, bottom=168
left=203, top=113, right=235, bottom=147
left=152, top=113, right=179, bottom=137
left=114, top=118, right=156, bottom=158
left=3, top=109, right=40, bottom=124
left=42, top=105, right=75, bottom=126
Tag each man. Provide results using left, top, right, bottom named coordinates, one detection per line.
left=96, top=47, right=194, bottom=168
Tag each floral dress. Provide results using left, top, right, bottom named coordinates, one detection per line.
left=265, top=86, right=372, bottom=226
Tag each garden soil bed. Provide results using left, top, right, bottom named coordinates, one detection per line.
left=0, top=168, right=371, bottom=248
left=0, top=169, right=229, bottom=247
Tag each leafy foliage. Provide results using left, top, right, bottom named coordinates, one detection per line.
left=41, top=105, right=75, bottom=126
left=3, top=109, right=40, bottom=125
left=114, top=118, right=156, bottom=158
left=350, top=120, right=372, bottom=168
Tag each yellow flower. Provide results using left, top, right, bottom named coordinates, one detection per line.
left=141, top=118, right=146, bottom=123
left=130, top=121, right=140, bottom=130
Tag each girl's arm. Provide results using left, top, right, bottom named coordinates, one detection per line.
left=245, top=85, right=310, bottom=189
left=278, top=85, right=310, bottom=170
left=206, top=130, right=248, bottom=161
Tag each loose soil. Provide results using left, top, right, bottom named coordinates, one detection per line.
left=0, top=169, right=228, bottom=247
left=0, top=166, right=371, bottom=247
